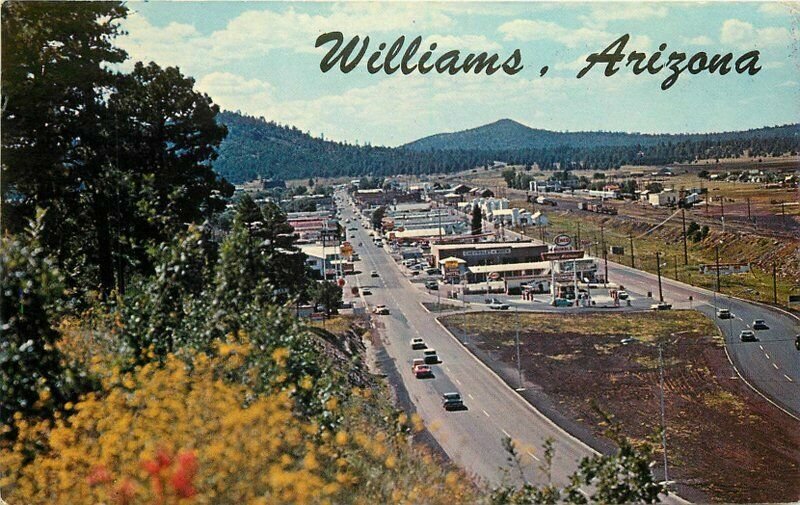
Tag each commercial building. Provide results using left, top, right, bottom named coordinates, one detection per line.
left=648, top=190, right=679, bottom=207
left=430, top=241, right=548, bottom=268
left=299, top=244, right=342, bottom=279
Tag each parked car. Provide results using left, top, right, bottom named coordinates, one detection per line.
left=413, top=364, right=433, bottom=378
left=361, top=288, right=372, bottom=295
left=752, top=319, right=769, bottom=330
left=717, top=308, right=731, bottom=319
left=426, top=268, right=440, bottom=275
left=650, top=302, right=672, bottom=311
left=410, top=338, right=426, bottom=350
left=423, top=349, right=439, bottom=364
left=442, top=392, right=464, bottom=410
left=373, top=305, right=390, bottom=315
left=411, top=358, right=424, bottom=371
left=425, top=280, right=439, bottom=290
left=740, top=330, right=758, bottom=342
left=553, top=298, right=572, bottom=307
left=795, top=335, right=800, bottom=351
left=371, top=270, right=379, bottom=277
left=487, top=299, right=510, bottom=310
left=617, top=290, right=629, bottom=300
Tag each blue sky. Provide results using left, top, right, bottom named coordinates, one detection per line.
left=119, top=1, right=799, bottom=146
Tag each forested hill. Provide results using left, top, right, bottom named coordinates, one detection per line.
left=404, top=118, right=800, bottom=151
left=212, top=111, right=800, bottom=182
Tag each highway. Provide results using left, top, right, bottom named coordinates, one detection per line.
left=494, top=225, right=800, bottom=419
left=340, top=197, right=597, bottom=490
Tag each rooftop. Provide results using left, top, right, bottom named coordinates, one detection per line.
left=468, top=261, right=551, bottom=274
left=432, top=241, right=542, bottom=252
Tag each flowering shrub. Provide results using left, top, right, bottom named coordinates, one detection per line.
left=1, top=344, right=475, bottom=504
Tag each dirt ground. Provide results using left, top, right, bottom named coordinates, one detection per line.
left=442, top=311, right=800, bottom=503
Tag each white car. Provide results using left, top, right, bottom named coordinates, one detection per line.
left=617, top=290, right=629, bottom=300
left=487, top=299, right=510, bottom=310
left=410, top=338, right=426, bottom=349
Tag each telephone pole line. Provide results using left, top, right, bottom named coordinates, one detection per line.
left=681, top=208, right=688, bottom=265
left=655, top=251, right=664, bottom=302
left=629, top=233, right=635, bottom=268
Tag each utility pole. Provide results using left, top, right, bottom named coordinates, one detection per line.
left=658, top=343, right=669, bottom=487
left=629, top=233, right=635, bottom=268
left=577, top=222, right=581, bottom=247
left=515, top=307, right=524, bottom=391
left=746, top=197, right=752, bottom=222
left=681, top=208, right=688, bottom=265
left=714, top=245, right=721, bottom=292
left=462, top=275, right=468, bottom=345
left=773, top=263, right=778, bottom=304
left=656, top=251, right=664, bottom=302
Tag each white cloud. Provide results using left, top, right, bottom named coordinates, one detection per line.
left=424, top=34, right=501, bottom=52
left=196, top=72, right=274, bottom=112
left=681, top=35, right=713, bottom=46
left=581, top=4, right=668, bottom=27
left=758, top=3, right=791, bottom=17
left=499, top=19, right=615, bottom=48
left=720, top=19, right=792, bottom=49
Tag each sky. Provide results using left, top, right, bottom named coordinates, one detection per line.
left=118, top=1, right=799, bottom=146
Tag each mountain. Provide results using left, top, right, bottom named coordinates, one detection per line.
left=212, top=111, right=800, bottom=182
left=403, top=118, right=800, bottom=152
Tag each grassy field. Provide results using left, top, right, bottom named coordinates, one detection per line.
left=441, top=310, right=800, bottom=503
left=513, top=204, right=799, bottom=307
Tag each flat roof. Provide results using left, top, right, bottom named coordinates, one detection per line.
left=298, top=244, right=340, bottom=259
left=433, top=241, right=543, bottom=252
left=468, top=261, right=550, bottom=274
left=393, top=227, right=447, bottom=238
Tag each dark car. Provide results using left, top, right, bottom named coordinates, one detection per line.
left=795, top=335, right=800, bottom=351
left=442, top=392, right=464, bottom=411
left=425, top=280, right=439, bottom=290
left=752, top=319, right=769, bottom=330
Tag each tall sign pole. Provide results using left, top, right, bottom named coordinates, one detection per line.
left=656, top=251, right=664, bottom=302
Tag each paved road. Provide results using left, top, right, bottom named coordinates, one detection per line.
left=337, top=193, right=688, bottom=502
left=495, top=224, right=800, bottom=419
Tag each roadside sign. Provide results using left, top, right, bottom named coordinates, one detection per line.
left=542, top=250, right=585, bottom=261
left=488, top=272, right=501, bottom=280
left=553, top=234, right=572, bottom=248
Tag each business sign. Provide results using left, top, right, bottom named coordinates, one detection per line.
left=463, top=248, right=511, bottom=257
left=554, top=273, right=574, bottom=283
left=542, top=250, right=584, bottom=261
left=553, top=234, right=572, bottom=248
left=488, top=272, right=501, bottom=280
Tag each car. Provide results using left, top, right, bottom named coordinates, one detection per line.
left=795, top=335, right=800, bottom=351
left=425, top=268, right=440, bottom=276
left=425, top=280, right=439, bottom=290
left=651, top=302, right=672, bottom=311
left=617, top=290, right=629, bottom=300
left=373, top=305, right=390, bottom=315
left=349, top=227, right=357, bottom=231
left=620, top=337, right=638, bottom=345
left=442, top=392, right=464, bottom=410
left=411, top=358, right=424, bottom=371
left=553, top=298, right=572, bottom=307
left=752, top=319, right=769, bottom=330
left=370, top=270, right=379, bottom=277
left=487, top=299, right=510, bottom=310
left=410, top=270, right=420, bottom=276
left=717, top=308, right=731, bottom=319
left=361, top=288, right=372, bottom=295
left=413, top=364, right=433, bottom=378
left=739, top=330, right=758, bottom=342
left=410, top=338, right=426, bottom=350
left=423, top=349, right=439, bottom=364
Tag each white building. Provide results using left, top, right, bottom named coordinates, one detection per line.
left=648, top=190, right=679, bottom=207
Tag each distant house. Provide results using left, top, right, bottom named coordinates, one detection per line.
left=452, top=184, right=473, bottom=195
left=648, top=190, right=679, bottom=207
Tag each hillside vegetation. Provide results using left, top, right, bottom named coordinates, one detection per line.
left=213, top=112, right=800, bottom=183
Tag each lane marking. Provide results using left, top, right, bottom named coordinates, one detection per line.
left=482, top=409, right=490, bottom=418
left=773, top=363, right=779, bottom=370
left=765, top=353, right=770, bottom=360
left=785, top=374, right=794, bottom=383
left=454, top=378, right=462, bottom=385
left=501, top=429, right=510, bottom=438
left=527, top=450, right=540, bottom=462
left=467, top=393, right=474, bottom=400
left=759, top=345, right=763, bottom=351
